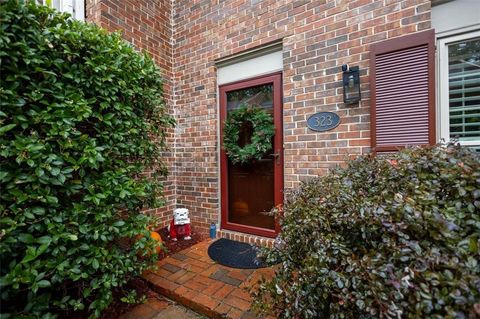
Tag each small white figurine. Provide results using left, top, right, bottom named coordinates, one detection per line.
left=168, top=208, right=191, bottom=241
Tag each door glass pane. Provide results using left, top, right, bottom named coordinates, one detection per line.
left=226, top=84, right=275, bottom=230
left=448, top=37, right=480, bottom=142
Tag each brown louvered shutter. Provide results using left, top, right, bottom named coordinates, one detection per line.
left=370, top=30, right=436, bottom=152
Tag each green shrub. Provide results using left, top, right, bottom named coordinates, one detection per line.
left=0, top=1, right=174, bottom=317
left=253, top=144, right=480, bottom=318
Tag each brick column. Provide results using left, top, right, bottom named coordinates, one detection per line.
left=85, top=0, right=176, bottom=227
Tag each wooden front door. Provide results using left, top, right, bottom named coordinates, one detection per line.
left=220, top=72, right=283, bottom=238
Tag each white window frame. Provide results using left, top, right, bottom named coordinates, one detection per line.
left=437, top=29, right=480, bottom=146
left=36, top=0, right=85, bottom=21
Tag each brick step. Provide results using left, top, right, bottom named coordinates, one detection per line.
left=142, top=240, right=276, bottom=319
left=217, top=229, right=275, bottom=248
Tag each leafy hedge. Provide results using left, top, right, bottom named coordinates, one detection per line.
left=0, top=1, right=174, bottom=317
left=253, top=144, right=480, bottom=318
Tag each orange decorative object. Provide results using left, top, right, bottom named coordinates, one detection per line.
left=232, top=200, right=249, bottom=215
left=150, top=231, right=163, bottom=254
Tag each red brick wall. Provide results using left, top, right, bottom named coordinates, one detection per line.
left=172, top=0, right=431, bottom=235
left=85, top=0, right=176, bottom=227
left=87, top=0, right=432, bottom=237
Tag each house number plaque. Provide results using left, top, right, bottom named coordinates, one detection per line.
left=307, top=112, right=341, bottom=132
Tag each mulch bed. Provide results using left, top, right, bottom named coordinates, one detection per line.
left=59, top=226, right=205, bottom=319
left=156, top=226, right=205, bottom=259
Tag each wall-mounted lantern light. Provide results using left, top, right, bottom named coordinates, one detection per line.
left=342, top=64, right=361, bottom=104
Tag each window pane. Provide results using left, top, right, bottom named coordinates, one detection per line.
left=448, top=37, right=480, bottom=142
left=52, top=0, right=61, bottom=10
left=226, top=84, right=273, bottom=111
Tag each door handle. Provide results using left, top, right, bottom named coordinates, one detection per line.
left=269, top=152, right=280, bottom=164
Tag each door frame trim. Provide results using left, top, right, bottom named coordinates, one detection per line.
left=219, top=72, right=283, bottom=238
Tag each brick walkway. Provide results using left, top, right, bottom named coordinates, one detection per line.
left=119, top=294, right=205, bottom=319
left=142, top=239, right=276, bottom=319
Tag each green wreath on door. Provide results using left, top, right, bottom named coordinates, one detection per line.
left=223, top=105, right=275, bottom=165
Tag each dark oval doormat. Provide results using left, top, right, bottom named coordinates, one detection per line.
left=207, top=238, right=266, bottom=269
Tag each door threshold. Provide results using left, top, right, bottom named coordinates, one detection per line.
left=217, top=229, right=275, bottom=248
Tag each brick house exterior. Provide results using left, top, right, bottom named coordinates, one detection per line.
left=82, top=0, right=479, bottom=243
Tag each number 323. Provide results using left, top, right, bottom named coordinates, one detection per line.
left=313, top=115, right=333, bottom=127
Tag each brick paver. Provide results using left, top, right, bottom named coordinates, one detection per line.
left=142, top=239, right=276, bottom=319
left=119, top=295, right=204, bottom=319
